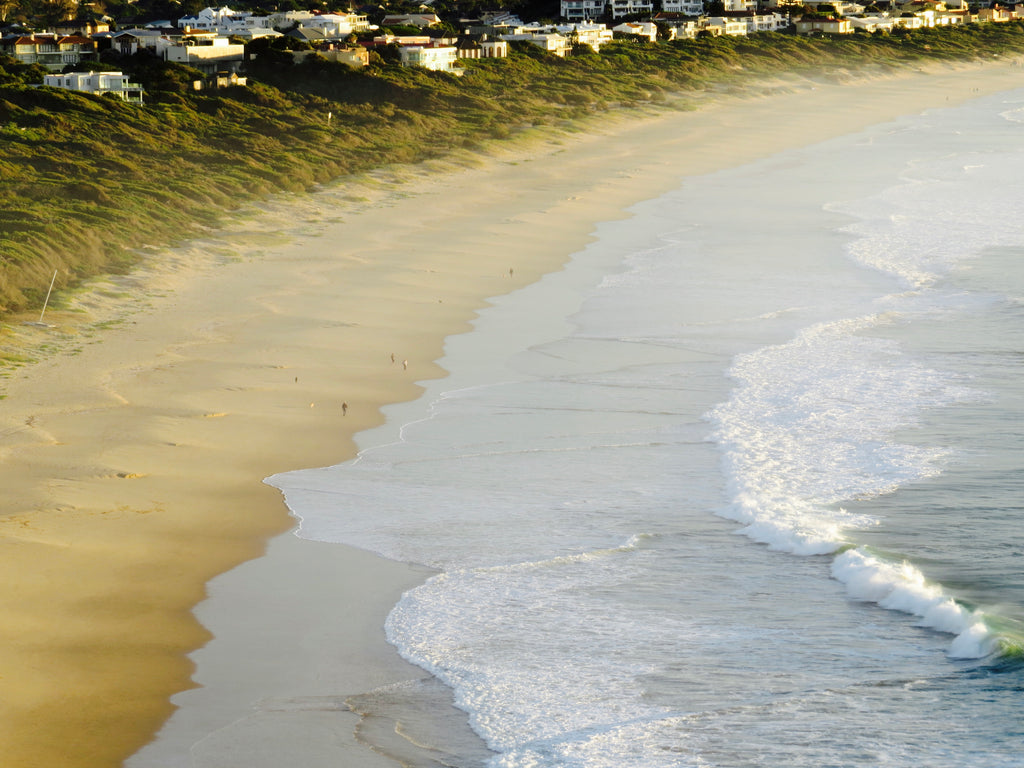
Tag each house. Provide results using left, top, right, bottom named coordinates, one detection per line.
left=500, top=31, right=572, bottom=56
left=704, top=15, right=750, bottom=34
left=608, top=0, right=655, bottom=18
left=54, top=19, right=110, bottom=36
left=557, top=23, right=615, bottom=50
left=463, top=11, right=525, bottom=34
left=43, top=70, right=144, bottom=103
left=227, top=26, right=281, bottom=41
left=659, top=0, right=706, bottom=14
left=821, top=0, right=866, bottom=14
left=977, top=4, right=1013, bottom=21
left=264, top=10, right=371, bottom=34
left=111, top=28, right=166, bottom=56
left=178, top=6, right=231, bottom=30
left=847, top=13, right=897, bottom=30
left=285, top=26, right=328, bottom=44
left=177, top=6, right=256, bottom=33
left=455, top=33, right=509, bottom=58
left=0, top=33, right=97, bottom=70
left=161, top=33, right=245, bottom=73
left=381, top=13, right=442, bottom=28
left=560, top=0, right=606, bottom=22
left=909, top=8, right=964, bottom=24
left=175, top=6, right=278, bottom=34
left=723, top=0, right=759, bottom=11
left=192, top=70, right=248, bottom=90
left=300, top=13, right=372, bottom=37
left=369, top=33, right=433, bottom=45
left=795, top=15, right=853, bottom=32
left=653, top=14, right=703, bottom=38
left=398, top=44, right=459, bottom=72
left=721, top=10, right=790, bottom=31
left=177, top=7, right=306, bottom=38
left=291, top=45, right=370, bottom=66
left=326, top=46, right=371, bottom=66
left=613, top=21, right=659, bottom=40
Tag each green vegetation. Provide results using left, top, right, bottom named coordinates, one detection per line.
left=4, top=22, right=1024, bottom=315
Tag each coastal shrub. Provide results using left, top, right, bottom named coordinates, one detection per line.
left=66, top=182, right=113, bottom=205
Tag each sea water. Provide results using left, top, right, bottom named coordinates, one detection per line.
left=269, top=89, right=1024, bottom=767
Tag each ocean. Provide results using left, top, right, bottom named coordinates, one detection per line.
left=269, top=87, right=1024, bottom=767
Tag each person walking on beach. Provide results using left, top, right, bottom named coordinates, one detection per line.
left=342, top=402, right=348, bottom=416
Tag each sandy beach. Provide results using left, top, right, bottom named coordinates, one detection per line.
left=2, top=59, right=1023, bottom=768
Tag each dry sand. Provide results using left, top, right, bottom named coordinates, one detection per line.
left=2, top=60, right=1022, bottom=768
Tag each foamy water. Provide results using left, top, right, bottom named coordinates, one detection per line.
left=270, top=89, right=1024, bottom=767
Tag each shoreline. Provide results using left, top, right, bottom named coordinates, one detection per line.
left=1, top=60, right=1022, bottom=767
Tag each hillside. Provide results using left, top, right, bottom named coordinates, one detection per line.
left=3, top=23, right=1024, bottom=315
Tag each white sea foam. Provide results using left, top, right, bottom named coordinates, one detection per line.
left=709, top=315, right=968, bottom=557
left=832, top=548, right=996, bottom=659
left=833, top=141, right=1024, bottom=290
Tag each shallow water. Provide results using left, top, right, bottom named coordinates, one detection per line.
left=271, top=88, right=1024, bottom=767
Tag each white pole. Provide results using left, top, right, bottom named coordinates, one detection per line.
left=39, top=269, right=57, bottom=323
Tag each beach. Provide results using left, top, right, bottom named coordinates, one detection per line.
left=2, top=60, right=1023, bottom=768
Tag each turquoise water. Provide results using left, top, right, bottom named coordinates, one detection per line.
left=271, top=88, right=1024, bottom=767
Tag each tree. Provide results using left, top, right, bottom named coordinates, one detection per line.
left=0, top=0, right=21, bottom=22
left=63, top=59, right=122, bottom=72
left=29, top=0, right=76, bottom=26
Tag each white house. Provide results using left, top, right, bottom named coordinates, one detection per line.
left=893, top=13, right=926, bottom=27
left=381, top=13, right=441, bottom=28
left=847, top=13, right=897, bottom=30
left=608, top=0, right=655, bottom=18
left=175, top=8, right=279, bottom=39
left=655, top=16, right=702, bottom=38
left=162, top=33, right=245, bottom=72
left=295, top=12, right=372, bottom=37
left=976, top=5, right=1013, bottom=21
left=555, top=22, right=615, bottom=49
left=705, top=15, right=749, bottom=34
left=500, top=31, right=572, bottom=56
left=723, top=0, right=758, bottom=12
left=177, top=6, right=258, bottom=33
left=659, top=0, right=706, bottom=15
left=823, top=1, right=866, bottom=14
left=291, top=45, right=369, bottom=67
left=560, top=0, right=606, bottom=22
left=724, top=10, right=789, bottom=31
left=909, top=8, right=966, bottom=24
left=111, top=28, right=165, bottom=56
left=265, top=10, right=314, bottom=28
left=398, top=44, right=459, bottom=72
left=613, top=21, right=659, bottom=39
left=43, top=70, right=144, bottom=103
left=795, top=15, right=853, bottom=32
